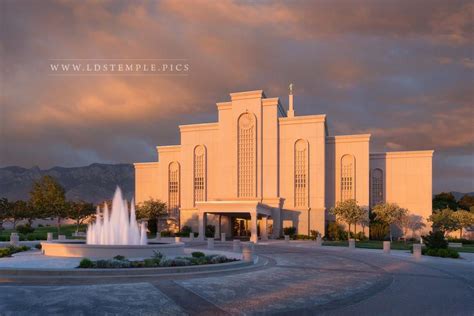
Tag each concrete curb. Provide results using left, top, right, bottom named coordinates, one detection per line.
left=0, top=258, right=254, bottom=277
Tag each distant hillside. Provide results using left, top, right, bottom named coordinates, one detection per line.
left=0, top=163, right=134, bottom=204
left=449, top=191, right=474, bottom=200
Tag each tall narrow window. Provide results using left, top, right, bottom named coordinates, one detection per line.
left=341, top=155, right=355, bottom=201
left=168, top=162, right=180, bottom=218
left=294, top=139, right=308, bottom=207
left=371, top=168, right=383, bottom=206
left=238, top=113, right=256, bottom=197
left=194, top=145, right=206, bottom=204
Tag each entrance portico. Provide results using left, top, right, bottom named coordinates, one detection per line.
left=196, top=200, right=278, bottom=242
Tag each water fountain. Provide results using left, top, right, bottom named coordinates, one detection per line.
left=87, top=187, right=147, bottom=246
left=41, top=187, right=184, bottom=258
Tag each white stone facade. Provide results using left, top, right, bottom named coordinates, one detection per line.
left=134, top=90, right=433, bottom=241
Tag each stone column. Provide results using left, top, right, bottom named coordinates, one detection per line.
left=207, top=237, right=214, bottom=249
left=284, top=235, right=290, bottom=243
left=413, top=244, right=422, bottom=260
left=47, top=232, right=53, bottom=241
left=348, top=238, right=355, bottom=249
left=260, top=216, right=268, bottom=241
left=221, top=233, right=226, bottom=242
left=198, top=212, right=207, bottom=241
left=175, top=236, right=181, bottom=243
left=233, top=239, right=241, bottom=252
left=242, top=242, right=254, bottom=262
left=383, top=241, right=391, bottom=254
left=189, top=232, right=194, bottom=241
left=250, top=212, right=258, bottom=243
left=10, top=233, right=19, bottom=247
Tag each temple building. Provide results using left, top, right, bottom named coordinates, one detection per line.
left=134, top=89, right=433, bottom=242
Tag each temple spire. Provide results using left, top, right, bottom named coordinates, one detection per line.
left=288, top=83, right=295, bottom=117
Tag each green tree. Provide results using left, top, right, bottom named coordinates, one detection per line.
left=458, top=194, right=474, bottom=211
left=136, top=198, right=167, bottom=235
left=432, top=192, right=457, bottom=211
left=428, top=208, right=458, bottom=236
left=451, top=210, right=474, bottom=238
left=29, top=175, right=68, bottom=234
left=9, top=200, right=30, bottom=229
left=0, top=198, right=10, bottom=231
left=330, top=199, right=367, bottom=236
left=372, top=202, right=408, bottom=242
left=69, top=200, right=96, bottom=233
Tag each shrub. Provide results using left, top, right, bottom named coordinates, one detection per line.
left=152, top=251, right=164, bottom=261
left=26, top=234, right=36, bottom=241
left=144, top=258, right=159, bottom=267
left=95, top=260, right=110, bottom=268
left=209, top=255, right=229, bottom=264
left=38, top=224, right=44, bottom=227
left=78, top=258, right=94, bottom=268
left=159, top=259, right=173, bottom=267
left=355, top=232, right=368, bottom=241
left=172, top=258, right=192, bottom=266
left=76, top=253, right=237, bottom=269
left=34, top=244, right=42, bottom=250
left=369, top=222, right=389, bottom=241
left=190, top=257, right=207, bottom=265
left=131, top=261, right=145, bottom=268
left=160, top=231, right=172, bottom=237
left=192, top=251, right=205, bottom=258
left=113, top=255, right=126, bottom=261
left=422, top=248, right=459, bottom=259
left=16, top=224, right=35, bottom=235
left=180, top=226, right=192, bottom=235
left=326, top=222, right=348, bottom=241
left=205, top=225, right=215, bottom=238
left=0, top=245, right=30, bottom=258
left=423, top=231, right=448, bottom=249
left=310, top=230, right=320, bottom=239
left=283, top=227, right=296, bottom=237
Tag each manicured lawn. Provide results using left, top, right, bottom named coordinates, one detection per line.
left=322, top=240, right=474, bottom=253
left=322, top=240, right=413, bottom=251
left=0, top=224, right=86, bottom=241
left=456, top=245, right=474, bottom=253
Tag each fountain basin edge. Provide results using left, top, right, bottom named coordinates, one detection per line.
left=40, top=241, right=185, bottom=259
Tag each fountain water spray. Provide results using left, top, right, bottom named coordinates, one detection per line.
left=87, top=187, right=147, bottom=245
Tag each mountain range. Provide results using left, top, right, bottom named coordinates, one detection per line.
left=0, top=164, right=134, bottom=204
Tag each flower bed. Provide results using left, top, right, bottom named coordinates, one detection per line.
left=78, top=251, right=238, bottom=269
left=0, top=245, right=30, bottom=258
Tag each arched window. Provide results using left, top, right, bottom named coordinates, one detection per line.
left=294, top=139, right=308, bottom=207
left=341, top=155, right=355, bottom=201
left=371, top=168, right=384, bottom=206
left=168, top=162, right=180, bottom=218
left=238, top=113, right=256, bottom=197
left=193, top=145, right=206, bottom=204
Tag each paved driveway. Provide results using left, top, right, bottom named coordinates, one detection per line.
left=0, top=241, right=473, bottom=315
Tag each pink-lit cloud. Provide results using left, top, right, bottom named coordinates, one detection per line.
left=0, top=0, right=472, bottom=192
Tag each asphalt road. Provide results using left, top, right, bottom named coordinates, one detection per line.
left=0, top=241, right=473, bottom=315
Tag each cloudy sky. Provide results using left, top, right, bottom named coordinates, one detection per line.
left=1, top=0, right=473, bottom=193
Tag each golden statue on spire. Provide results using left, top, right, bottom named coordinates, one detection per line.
left=289, top=83, right=294, bottom=95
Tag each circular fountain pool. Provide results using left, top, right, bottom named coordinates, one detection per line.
left=40, top=240, right=185, bottom=259
left=41, top=187, right=185, bottom=259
